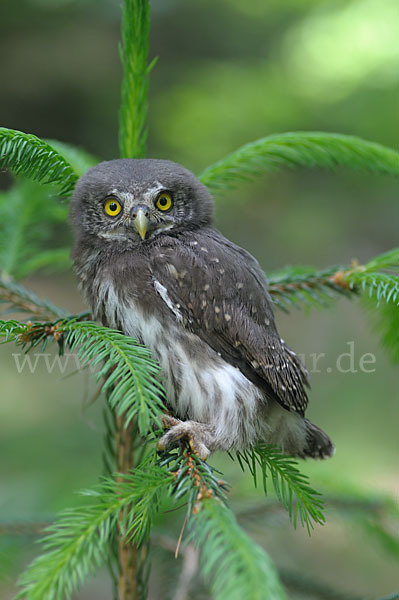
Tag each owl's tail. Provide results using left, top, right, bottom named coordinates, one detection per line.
left=303, top=419, right=335, bottom=459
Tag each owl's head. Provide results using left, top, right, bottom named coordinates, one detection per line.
left=69, top=159, right=214, bottom=243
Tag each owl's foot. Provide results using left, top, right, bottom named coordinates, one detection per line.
left=157, top=415, right=214, bottom=461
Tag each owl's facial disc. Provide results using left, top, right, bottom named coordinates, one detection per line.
left=99, top=187, right=177, bottom=242
left=70, top=158, right=215, bottom=243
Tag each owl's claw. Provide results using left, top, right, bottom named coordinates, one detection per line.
left=157, top=416, right=213, bottom=461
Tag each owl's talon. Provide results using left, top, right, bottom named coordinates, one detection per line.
left=188, top=436, right=210, bottom=461
left=157, top=418, right=213, bottom=461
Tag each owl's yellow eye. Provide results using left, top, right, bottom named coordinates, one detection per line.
left=155, top=192, right=173, bottom=212
left=104, top=198, right=122, bottom=217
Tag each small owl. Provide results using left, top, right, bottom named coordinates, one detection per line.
left=70, top=159, right=334, bottom=460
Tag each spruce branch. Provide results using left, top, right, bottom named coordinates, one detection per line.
left=14, top=448, right=231, bottom=600
left=0, top=128, right=78, bottom=196
left=268, top=265, right=353, bottom=312
left=160, top=447, right=286, bottom=598
left=15, top=446, right=273, bottom=600
left=344, top=248, right=399, bottom=307
left=350, top=272, right=399, bottom=306
left=198, top=132, right=399, bottom=194
left=15, top=458, right=171, bottom=600
left=235, top=445, right=325, bottom=534
left=188, top=498, right=286, bottom=600
left=119, top=0, right=155, bottom=159
left=159, top=446, right=229, bottom=515
left=336, top=249, right=399, bottom=362
left=268, top=247, right=399, bottom=313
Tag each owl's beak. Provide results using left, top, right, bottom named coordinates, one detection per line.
left=133, top=209, right=149, bottom=240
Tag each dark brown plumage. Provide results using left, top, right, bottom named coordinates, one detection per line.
left=70, top=158, right=335, bottom=460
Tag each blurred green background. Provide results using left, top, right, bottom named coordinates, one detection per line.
left=0, top=0, right=398, bottom=598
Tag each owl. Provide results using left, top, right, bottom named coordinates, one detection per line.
left=70, top=159, right=334, bottom=461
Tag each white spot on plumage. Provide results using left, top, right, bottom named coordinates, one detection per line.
left=153, top=278, right=183, bottom=322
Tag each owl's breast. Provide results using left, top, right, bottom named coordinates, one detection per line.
left=92, top=270, right=167, bottom=342
left=86, top=249, right=269, bottom=450
left=83, top=246, right=163, bottom=332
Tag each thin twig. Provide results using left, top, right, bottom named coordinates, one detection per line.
left=175, top=513, right=188, bottom=559
left=268, top=266, right=354, bottom=307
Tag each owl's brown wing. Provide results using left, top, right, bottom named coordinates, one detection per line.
left=149, top=227, right=309, bottom=415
